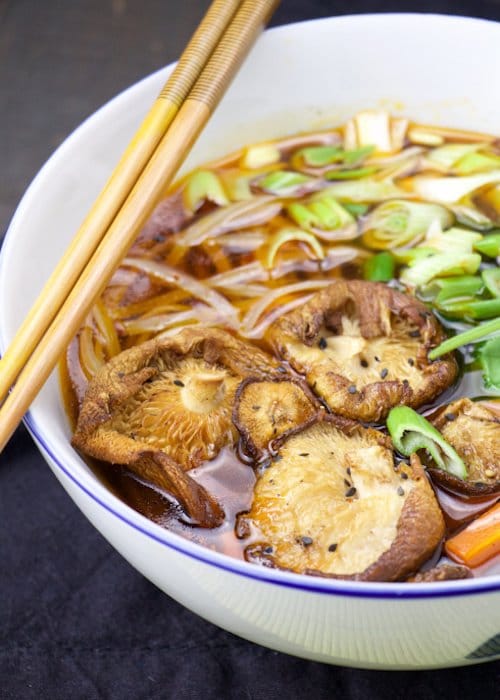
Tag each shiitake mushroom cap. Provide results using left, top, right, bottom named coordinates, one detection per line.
left=428, top=398, right=500, bottom=496
left=239, top=415, right=445, bottom=581
left=72, top=327, right=279, bottom=526
left=267, top=279, right=458, bottom=423
left=233, top=376, right=321, bottom=461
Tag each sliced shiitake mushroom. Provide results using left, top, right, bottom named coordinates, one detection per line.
left=72, top=328, right=279, bottom=526
left=239, top=416, right=445, bottom=581
left=267, top=279, right=457, bottom=422
left=428, top=399, right=500, bottom=496
left=233, top=377, right=321, bottom=460
left=406, top=563, right=472, bottom=583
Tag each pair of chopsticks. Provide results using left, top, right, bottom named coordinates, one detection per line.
left=0, top=0, right=280, bottom=452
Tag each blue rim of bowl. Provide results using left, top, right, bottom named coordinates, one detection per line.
left=2, top=13, right=500, bottom=601
left=22, top=407, right=500, bottom=599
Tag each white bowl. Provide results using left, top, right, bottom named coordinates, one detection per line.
left=1, top=14, right=499, bottom=670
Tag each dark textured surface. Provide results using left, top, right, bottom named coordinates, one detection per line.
left=1, top=1, right=499, bottom=697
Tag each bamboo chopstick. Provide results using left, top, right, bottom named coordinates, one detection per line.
left=0, top=0, right=241, bottom=406
left=0, top=0, right=280, bottom=452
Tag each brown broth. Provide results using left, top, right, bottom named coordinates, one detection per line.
left=61, top=114, right=500, bottom=579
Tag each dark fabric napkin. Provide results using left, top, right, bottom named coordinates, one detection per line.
left=1, top=1, right=499, bottom=697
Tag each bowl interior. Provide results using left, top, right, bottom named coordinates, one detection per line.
left=1, top=13, right=500, bottom=595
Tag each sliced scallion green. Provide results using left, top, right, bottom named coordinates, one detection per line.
left=400, top=252, right=482, bottom=287
left=482, top=268, right=500, bottom=297
left=363, top=200, right=453, bottom=250
left=325, top=166, right=378, bottom=180
left=428, top=317, right=500, bottom=359
left=183, top=170, right=229, bottom=212
left=258, top=170, right=313, bottom=195
left=477, top=336, right=500, bottom=389
left=474, top=232, right=500, bottom=257
left=438, top=297, right=500, bottom=320
left=363, top=252, right=395, bottom=282
left=387, top=406, right=467, bottom=479
left=421, top=275, right=484, bottom=305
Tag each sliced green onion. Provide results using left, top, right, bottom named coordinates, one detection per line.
left=325, top=166, right=378, bottom=180
left=411, top=170, right=500, bottom=203
left=294, top=145, right=343, bottom=167
left=387, top=406, right=467, bottom=479
left=342, top=145, right=376, bottom=165
left=363, top=200, right=453, bottom=250
left=454, top=151, right=500, bottom=175
left=183, top=170, right=229, bottom=212
left=322, top=179, right=406, bottom=202
left=482, top=268, right=500, bottom=297
left=474, top=232, right=500, bottom=257
left=427, top=143, right=483, bottom=170
left=425, top=227, right=483, bottom=254
left=439, top=298, right=500, bottom=320
left=241, top=143, right=281, bottom=169
left=258, top=170, right=313, bottom=195
left=265, top=228, right=324, bottom=269
left=392, top=247, right=436, bottom=265
left=428, top=317, right=500, bottom=359
left=421, top=276, right=484, bottom=304
left=477, top=336, right=500, bottom=389
left=287, top=195, right=354, bottom=234
left=452, top=204, right=494, bottom=231
left=342, top=202, right=370, bottom=217
left=400, top=252, right=482, bottom=287
left=363, top=252, right=395, bottom=282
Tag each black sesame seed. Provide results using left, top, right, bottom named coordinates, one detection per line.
left=348, top=384, right=357, bottom=394
left=408, top=358, right=415, bottom=366
left=445, top=412, right=457, bottom=422
left=117, top=371, right=125, bottom=378
left=252, top=405, right=261, bottom=411
left=401, top=471, right=409, bottom=480
left=344, top=478, right=351, bottom=487
left=374, top=356, right=381, bottom=362
left=299, top=452, right=310, bottom=457
left=263, top=546, right=274, bottom=554
left=301, top=536, right=314, bottom=546
left=345, top=486, right=357, bottom=498
left=380, top=368, right=388, bottom=379
left=397, top=486, right=405, bottom=496
left=402, top=379, right=410, bottom=387
left=173, top=379, right=185, bottom=387
left=346, top=467, right=351, bottom=476
left=360, top=359, right=369, bottom=368
left=278, top=365, right=287, bottom=373
left=154, top=234, right=166, bottom=243
left=409, top=329, right=421, bottom=338
left=318, top=337, right=328, bottom=349
left=328, top=543, right=338, bottom=552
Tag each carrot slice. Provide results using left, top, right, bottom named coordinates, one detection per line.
left=445, top=502, right=500, bottom=568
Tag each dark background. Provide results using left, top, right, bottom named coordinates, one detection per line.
left=1, top=1, right=499, bottom=698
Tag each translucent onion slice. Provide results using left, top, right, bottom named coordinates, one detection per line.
left=92, top=299, right=121, bottom=357
left=239, top=280, right=332, bottom=335
left=265, top=228, right=324, bottom=269
left=208, top=261, right=268, bottom=288
left=240, top=293, right=316, bottom=338
left=121, top=307, right=219, bottom=336
left=79, top=326, right=106, bottom=379
left=177, top=196, right=282, bottom=247
left=123, top=258, right=239, bottom=328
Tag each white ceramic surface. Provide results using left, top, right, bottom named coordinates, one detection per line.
left=1, top=14, right=499, bottom=669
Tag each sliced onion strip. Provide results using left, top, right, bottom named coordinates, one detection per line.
left=123, top=258, right=239, bottom=328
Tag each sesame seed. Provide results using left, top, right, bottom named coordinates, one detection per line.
left=278, top=365, right=287, bottom=373
left=344, top=478, right=351, bottom=487
left=409, top=329, right=421, bottom=338
left=348, top=385, right=357, bottom=394
left=299, top=452, right=310, bottom=457
left=263, top=546, right=273, bottom=554
left=252, top=405, right=261, bottom=411
left=402, top=379, right=410, bottom=387
left=300, top=536, right=313, bottom=546
left=445, top=412, right=457, bottom=421
left=408, top=358, right=415, bottom=366
left=345, top=486, right=357, bottom=498
left=173, top=379, right=185, bottom=387
left=346, top=467, right=351, bottom=476
left=397, top=486, right=405, bottom=496
left=401, top=472, right=409, bottom=480
left=360, top=359, right=369, bottom=368
left=374, top=356, right=381, bottom=362
left=318, top=337, right=328, bottom=349
left=328, top=543, right=338, bottom=552
left=380, top=368, right=388, bottom=379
